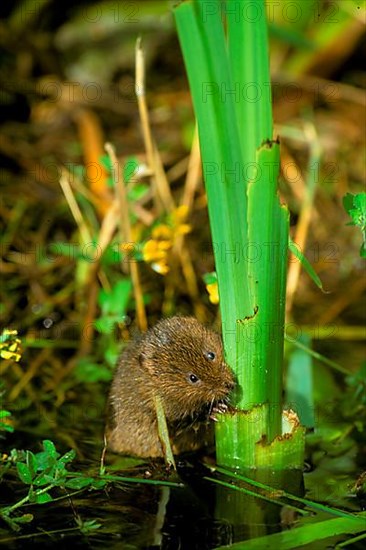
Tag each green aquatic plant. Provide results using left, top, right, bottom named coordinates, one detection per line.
left=174, top=0, right=304, bottom=469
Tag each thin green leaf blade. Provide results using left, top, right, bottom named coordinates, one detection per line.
left=289, top=237, right=324, bottom=290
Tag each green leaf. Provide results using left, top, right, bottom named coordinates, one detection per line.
left=289, top=237, right=324, bottom=290
left=0, top=409, right=14, bottom=431
left=35, top=452, right=56, bottom=471
left=65, top=476, right=95, bottom=489
left=33, top=472, right=55, bottom=486
left=34, top=441, right=60, bottom=472
left=94, top=315, right=117, bottom=334
left=14, top=513, right=34, bottom=524
left=354, top=192, right=366, bottom=214
left=58, top=449, right=76, bottom=465
left=123, top=157, right=140, bottom=184
left=49, top=242, right=80, bottom=259
left=89, top=478, right=108, bottom=489
left=26, top=451, right=37, bottom=478
left=361, top=242, right=366, bottom=259
left=174, top=0, right=252, bottom=364
left=16, top=462, right=32, bottom=484
left=100, top=243, right=123, bottom=265
left=128, top=183, right=149, bottom=202
left=342, top=192, right=355, bottom=215
left=99, top=154, right=113, bottom=172
left=343, top=192, right=366, bottom=229
left=34, top=492, right=53, bottom=504
left=98, top=280, right=132, bottom=316
left=42, top=440, right=57, bottom=459
left=78, top=519, right=102, bottom=533
left=343, top=192, right=366, bottom=258
left=202, top=272, right=217, bottom=285
left=0, top=422, right=14, bottom=432
left=74, top=359, right=112, bottom=383
left=104, top=345, right=120, bottom=368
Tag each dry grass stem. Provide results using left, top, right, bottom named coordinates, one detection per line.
left=181, top=125, right=201, bottom=211
left=286, top=124, right=321, bottom=314
left=135, top=38, right=174, bottom=213
left=169, top=126, right=202, bottom=318
left=60, top=169, right=117, bottom=356
left=277, top=73, right=366, bottom=106
left=152, top=141, right=175, bottom=211
left=9, top=348, right=51, bottom=401
left=105, top=142, right=147, bottom=332
left=59, top=169, right=92, bottom=246
left=166, top=155, right=190, bottom=183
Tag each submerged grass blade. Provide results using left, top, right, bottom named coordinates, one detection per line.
left=203, top=476, right=308, bottom=515
left=210, top=464, right=357, bottom=519
left=215, top=512, right=366, bottom=550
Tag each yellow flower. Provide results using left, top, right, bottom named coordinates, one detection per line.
left=142, top=240, right=168, bottom=262
left=206, top=282, right=219, bottom=304
left=142, top=206, right=192, bottom=275
left=152, top=261, right=169, bottom=275
left=170, top=205, right=192, bottom=235
left=171, top=204, right=188, bottom=222
left=0, top=329, right=22, bottom=362
left=152, top=224, right=172, bottom=241
left=176, top=224, right=191, bottom=235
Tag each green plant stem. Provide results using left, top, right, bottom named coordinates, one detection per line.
left=1, top=484, right=54, bottom=515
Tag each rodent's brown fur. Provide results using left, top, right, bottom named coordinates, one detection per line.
left=106, top=316, right=235, bottom=458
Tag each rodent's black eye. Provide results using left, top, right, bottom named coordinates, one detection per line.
left=206, top=351, right=216, bottom=361
left=188, top=373, right=200, bottom=384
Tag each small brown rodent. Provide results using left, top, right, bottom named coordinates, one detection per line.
left=106, top=316, right=235, bottom=458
